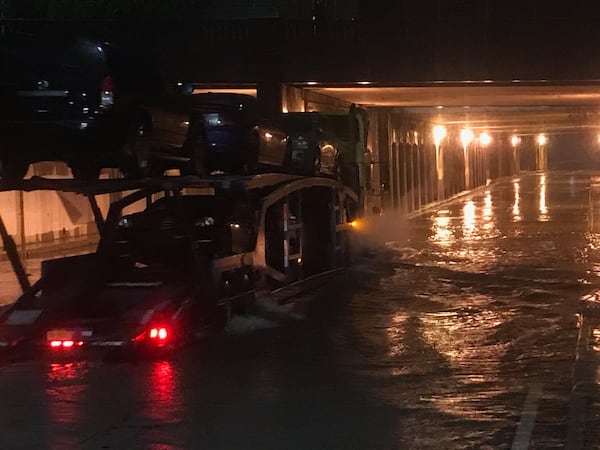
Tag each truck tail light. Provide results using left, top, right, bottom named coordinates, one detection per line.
left=48, top=340, right=83, bottom=349
left=100, top=75, right=114, bottom=109
left=149, top=327, right=169, bottom=341
left=132, top=325, right=171, bottom=346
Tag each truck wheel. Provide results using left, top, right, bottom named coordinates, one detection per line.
left=0, top=160, right=29, bottom=181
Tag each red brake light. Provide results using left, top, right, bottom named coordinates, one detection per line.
left=100, top=75, right=115, bottom=109
left=132, top=325, right=172, bottom=345
left=148, top=326, right=169, bottom=342
left=48, top=340, right=83, bottom=349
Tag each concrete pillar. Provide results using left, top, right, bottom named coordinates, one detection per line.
left=367, top=110, right=381, bottom=214
left=513, top=146, right=520, bottom=173
left=281, top=84, right=306, bottom=113
left=463, top=145, right=471, bottom=190
left=414, top=142, right=422, bottom=210
left=403, top=142, right=409, bottom=211
left=539, top=145, right=548, bottom=170
left=388, top=123, right=397, bottom=209
left=435, top=143, right=444, bottom=201
left=256, top=80, right=283, bottom=118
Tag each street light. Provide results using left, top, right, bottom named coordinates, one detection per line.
left=511, top=135, right=521, bottom=147
left=537, top=134, right=547, bottom=146
left=461, top=128, right=474, bottom=149
left=432, top=125, right=447, bottom=200
left=433, top=125, right=447, bottom=148
left=479, top=132, right=492, bottom=147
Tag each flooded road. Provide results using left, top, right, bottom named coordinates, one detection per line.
left=1, top=171, right=600, bottom=449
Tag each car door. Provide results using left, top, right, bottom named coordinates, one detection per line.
left=108, top=49, right=188, bottom=155
left=257, top=119, right=288, bottom=167
left=146, top=84, right=191, bottom=156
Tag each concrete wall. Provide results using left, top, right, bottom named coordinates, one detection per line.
left=0, top=164, right=99, bottom=246
left=366, top=107, right=521, bottom=216
left=0, top=163, right=135, bottom=248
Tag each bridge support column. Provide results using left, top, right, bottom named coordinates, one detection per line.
left=513, top=146, right=520, bottom=173
left=536, top=143, right=548, bottom=171
left=435, top=143, right=444, bottom=200
left=463, top=145, right=471, bottom=190
left=256, top=80, right=283, bottom=118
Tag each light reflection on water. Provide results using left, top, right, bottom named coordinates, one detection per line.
left=483, top=190, right=493, bottom=221
left=387, top=312, right=409, bottom=357
left=381, top=303, right=514, bottom=420
left=45, top=362, right=89, bottom=450
left=539, top=174, right=549, bottom=222
left=420, top=308, right=511, bottom=380
left=429, top=212, right=454, bottom=247
left=513, top=181, right=521, bottom=222
left=463, top=201, right=476, bottom=239
left=343, top=172, right=592, bottom=445
left=46, top=362, right=88, bottom=425
left=145, top=360, right=180, bottom=422
left=424, top=190, right=500, bottom=269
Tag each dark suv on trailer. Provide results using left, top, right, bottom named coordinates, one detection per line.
left=191, top=93, right=290, bottom=174
left=0, top=32, right=206, bottom=180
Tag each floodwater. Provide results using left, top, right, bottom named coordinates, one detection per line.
left=2, top=171, right=600, bottom=449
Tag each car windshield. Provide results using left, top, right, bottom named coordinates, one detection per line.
left=112, top=196, right=228, bottom=268
left=325, top=115, right=353, bottom=140
left=280, top=115, right=316, bottom=132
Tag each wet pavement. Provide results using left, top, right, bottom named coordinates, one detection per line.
left=2, top=171, right=600, bottom=449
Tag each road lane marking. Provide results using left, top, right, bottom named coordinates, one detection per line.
left=511, top=383, right=543, bottom=450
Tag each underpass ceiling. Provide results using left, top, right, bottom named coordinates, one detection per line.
left=305, top=83, right=600, bottom=134
left=194, top=82, right=600, bottom=135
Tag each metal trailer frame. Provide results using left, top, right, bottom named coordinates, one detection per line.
left=0, top=174, right=358, bottom=302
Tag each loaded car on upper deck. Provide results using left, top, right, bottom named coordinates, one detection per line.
left=279, top=111, right=340, bottom=177
left=0, top=32, right=207, bottom=180
left=191, top=92, right=291, bottom=174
